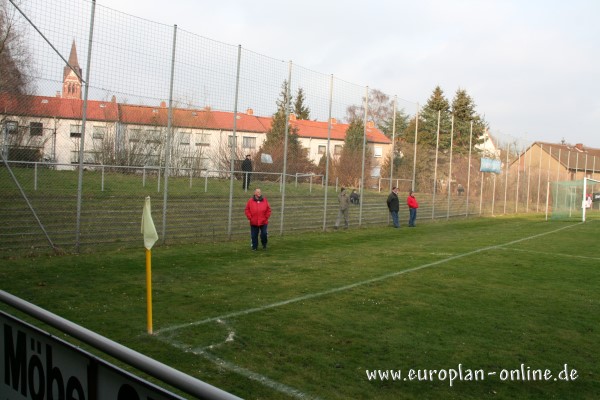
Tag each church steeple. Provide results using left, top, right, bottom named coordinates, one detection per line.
left=62, top=40, right=82, bottom=99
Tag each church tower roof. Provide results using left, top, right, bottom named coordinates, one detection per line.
left=62, top=40, right=83, bottom=99
left=63, top=40, right=82, bottom=81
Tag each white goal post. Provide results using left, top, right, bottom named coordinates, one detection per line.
left=546, top=177, right=600, bottom=222
left=582, top=177, right=600, bottom=222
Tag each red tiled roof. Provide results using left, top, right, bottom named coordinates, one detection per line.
left=1, top=92, right=390, bottom=144
left=0, top=93, right=119, bottom=121
left=288, top=118, right=391, bottom=144
left=118, top=105, right=270, bottom=133
left=116, top=105, right=391, bottom=143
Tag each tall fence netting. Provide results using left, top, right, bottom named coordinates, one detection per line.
left=1, top=0, right=598, bottom=256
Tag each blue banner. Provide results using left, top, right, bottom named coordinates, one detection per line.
left=480, top=158, right=502, bottom=174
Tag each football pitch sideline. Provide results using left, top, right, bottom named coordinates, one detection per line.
left=1, top=216, right=599, bottom=399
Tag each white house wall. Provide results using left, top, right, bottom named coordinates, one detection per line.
left=2, top=110, right=391, bottom=175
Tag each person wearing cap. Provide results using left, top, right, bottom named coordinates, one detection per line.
left=334, top=187, right=350, bottom=229
left=241, top=154, right=253, bottom=190
left=387, top=186, right=400, bottom=228
left=407, top=190, right=419, bottom=227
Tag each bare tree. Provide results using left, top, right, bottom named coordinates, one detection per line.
left=0, top=0, right=32, bottom=95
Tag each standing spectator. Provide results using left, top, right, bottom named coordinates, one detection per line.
left=387, top=186, right=400, bottom=228
left=245, top=188, right=271, bottom=251
left=457, top=183, right=465, bottom=196
left=585, top=194, right=592, bottom=209
left=335, top=187, right=350, bottom=229
left=241, top=154, right=253, bottom=190
left=407, top=190, right=419, bottom=227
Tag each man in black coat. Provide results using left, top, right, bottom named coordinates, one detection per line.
left=386, top=186, right=400, bottom=228
left=241, top=154, right=253, bottom=190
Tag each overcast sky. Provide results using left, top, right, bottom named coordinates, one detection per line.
left=95, top=0, right=600, bottom=148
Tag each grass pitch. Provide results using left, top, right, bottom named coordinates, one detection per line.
left=1, top=215, right=599, bottom=399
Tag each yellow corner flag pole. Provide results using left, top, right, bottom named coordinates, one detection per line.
left=141, top=196, right=159, bottom=334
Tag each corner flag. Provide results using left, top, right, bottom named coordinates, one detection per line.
left=141, top=196, right=158, bottom=250
left=141, top=196, right=158, bottom=334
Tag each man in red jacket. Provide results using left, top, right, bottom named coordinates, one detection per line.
left=407, top=190, right=419, bottom=227
left=245, top=188, right=272, bottom=251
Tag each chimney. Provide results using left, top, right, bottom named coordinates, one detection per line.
left=160, top=101, right=167, bottom=108
left=575, top=143, right=584, bottom=151
left=246, top=108, right=254, bottom=115
left=330, top=118, right=337, bottom=124
left=367, top=121, right=375, bottom=128
left=289, top=113, right=297, bottom=121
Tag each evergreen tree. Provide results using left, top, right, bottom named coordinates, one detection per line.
left=293, top=88, right=310, bottom=120
left=259, top=80, right=313, bottom=175
left=379, top=108, right=410, bottom=139
left=450, top=88, right=486, bottom=152
left=344, top=118, right=365, bottom=151
left=261, top=80, right=299, bottom=150
left=418, top=86, right=452, bottom=149
left=335, top=118, right=371, bottom=187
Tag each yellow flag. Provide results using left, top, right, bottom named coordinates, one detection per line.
left=141, top=196, right=159, bottom=250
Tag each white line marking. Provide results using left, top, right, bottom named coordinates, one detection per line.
left=154, top=222, right=583, bottom=399
left=156, top=222, right=581, bottom=335
left=156, top=332, right=323, bottom=400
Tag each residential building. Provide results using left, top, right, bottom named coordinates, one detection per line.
left=509, top=141, right=600, bottom=182
left=0, top=41, right=392, bottom=175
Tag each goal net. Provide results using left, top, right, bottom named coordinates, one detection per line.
left=547, top=178, right=600, bottom=221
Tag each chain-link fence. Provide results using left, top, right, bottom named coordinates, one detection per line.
left=1, top=0, right=598, bottom=256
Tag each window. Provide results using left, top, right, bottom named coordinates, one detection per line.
left=180, top=132, right=191, bottom=145
left=70, top=150, right=96, bottom=164
left=146, top=129, right=161, bottom=143
left=30, top=122, right=43, bottom=136
left=5, top=121, right=18, bottom=135
left=198, top=156, right=210, bottom=169
left=93, top=126, right=106, bottom=140
left=197, top=132, right=211, bottom=146
left=318, top=145, right=326, bottom=155
left=242, top=136, right=256, bottom=149
left=228, top=135, right=236, bottom=147
left=70, top=124, right=81, bottom=138
left=334, top=144, right=343, bottom=155
left=374, top=146, right=383, bottom=158
left=127, top=128, right=141, bottom=145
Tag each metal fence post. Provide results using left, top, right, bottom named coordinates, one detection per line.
left=279, top=61, right=293, bottom=235
left=465, top=121, right=473, bottom=217
left=446, top=114, right=454, bottom=220
left=227, top=45, right=242, bottom=238
left=358, top=86, right=368, bottom=226
left=75, top=0, right=96, bottom=252
left=161, top=24, right=178, bottom=244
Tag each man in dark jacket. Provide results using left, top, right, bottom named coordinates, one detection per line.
left=386, top=186, right=400, bottom=228
left=245, top=188, right=271, bottom=250
left=241, top=154, right=253, bottom=190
